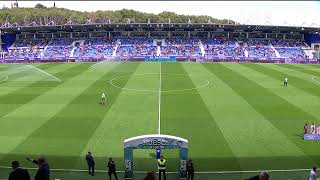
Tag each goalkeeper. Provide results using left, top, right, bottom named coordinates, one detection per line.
left=101, top=92, right=106, bottom=106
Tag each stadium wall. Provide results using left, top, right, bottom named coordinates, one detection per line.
left=1, top=33, right=16, bottom=52
left=304, top=34, right=320, bottom=45
left=1, top=56, right=319, bottom=64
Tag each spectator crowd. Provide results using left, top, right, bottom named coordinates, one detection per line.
left=0, top=36, right=312, bottom=61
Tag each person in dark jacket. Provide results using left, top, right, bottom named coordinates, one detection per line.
left=246, top=171, right=269, bottom=180
left=85, top=152, right=95, bottom=176
left=26, top=156, right=50, bottom=180
left=186, top=159, right=194, bottom=180
left=107, top=158, right=118, bottom=180
left=9, top=160, right=30, bottom=180
left=144, top=171, right=156, bottom=180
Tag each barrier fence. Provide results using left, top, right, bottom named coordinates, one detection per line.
left=1, top=56, right=320, bottom=64
left=0, top=166, right=313, bottom=180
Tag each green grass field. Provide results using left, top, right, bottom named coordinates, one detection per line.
left=0, top=62, right=320, bottom=180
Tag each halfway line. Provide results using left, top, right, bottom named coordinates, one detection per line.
left=158, top=62, right=162, bottom=135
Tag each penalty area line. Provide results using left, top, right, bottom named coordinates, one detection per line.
left=0, top=166, right=311, bottom=174
left=26, top=65, right=62, bottom=82
left=89, top=60, right=109, bottom=69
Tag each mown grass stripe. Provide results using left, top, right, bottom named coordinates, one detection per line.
left=0, top=63, right=55, bottom=85
left=29, top=63, right=57, bottom=70
left=0, top=64, right=90, bottom=115
left=0, top=64, right=93, bottom=156
left=203, top=63, right=317, bottom=168
left=255, top=63, right=320, bottom=98
left=186, top=63, right=305, bottom=171
left=0, top=63, right=119, bottom=156
left=0, top=63, right=82, bottom=99
left=237, top=63, right=320, bottom=154
left=264, top=64, right=320, bottom=86
left=1, top=62, right=140, bottom=169
left=76, top=62, right=160, bottom=170
left=277, top=63, right=320, bottom=78
left=237, top=63, right=320, bottom=119
left=305, top=64, right=320, bottom=69
left=161, top=62, right=240, bottom=171
left=0, top=63, right=78, bottom=88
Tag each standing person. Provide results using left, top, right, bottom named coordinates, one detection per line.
left=309, top=166, right=317, bottom=180
left=8, top=160, right=30, bottom=180
left=304, top=123, right=309, bottom=134
left=246, top=171, right=269, bottom=180
left=259, top=171, right=269, bottom=180
left=101, top=92, right=106, bottom=106
left=156, top=149, right=161, bottom=159
left=311, top=123, right=316, bottom=134
left=85, top=152, right=95, bottom=176
left=186, top=159, right=194, bottom=180
left=284, top=76, right=288, bottom=87
left=144, top=171, right=156, bottom=180
left=158, top=155, right=167, bottom=180
left=26, top=156, right=50, bottom=180
left=107, top=158, right=118, bottom=180
left=317, top=124, right=320, bottom=135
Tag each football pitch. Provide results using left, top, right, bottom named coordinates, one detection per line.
left=0, top=62, right=320, bottom=179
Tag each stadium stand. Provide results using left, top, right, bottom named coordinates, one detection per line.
left=73, top=38, right=116, bottom=59
left=14, top=38, right=49, bottom=48
left=203, top=37, right=245, bottom=58
left=0, top=36, right=313, bottom=61
left=117, top=37, right=157, bottom=56
left=43, top=38, right=74, bottom=59
left=271, top=39, right=308, bottom=59
left=0, top=23, right=319, bottom=63
left=161, top=37, right=201, bottom=56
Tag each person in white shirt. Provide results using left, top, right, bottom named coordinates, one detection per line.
left=309, top=166, right=317, bottom=180
left=284, top=77, right=288, bottom=87
left=259, top=171, right=269, bottom=180
left=317, top=125, right=320, bottom=135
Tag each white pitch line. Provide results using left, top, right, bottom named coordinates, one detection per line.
left=27, top=65, right=62, bottom=82
left=109, top=73, right=210, bottom=93
left=311, top=75, right=320, bottom=84
left=0, top=166, right=311, bottom=174
left=89, top=60, right=108, bottom=69
left=158, top=62, right=162, bottom=135
left=0, top=75, right=8, bottom=82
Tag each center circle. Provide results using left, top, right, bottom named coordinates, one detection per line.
left=0, top=75, right=8, bottom=82
left=109, top=73, right=210, bottom=92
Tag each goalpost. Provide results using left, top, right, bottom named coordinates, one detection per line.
left=124, top=134, right=188, bottom=179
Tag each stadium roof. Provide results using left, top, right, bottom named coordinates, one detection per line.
left=1, top=23, right=319, bottom=34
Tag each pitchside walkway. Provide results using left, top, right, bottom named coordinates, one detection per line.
left=0, top=167, right=311, bottom=180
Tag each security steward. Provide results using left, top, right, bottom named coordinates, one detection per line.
left=158, top=155, right=167, bottom=180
